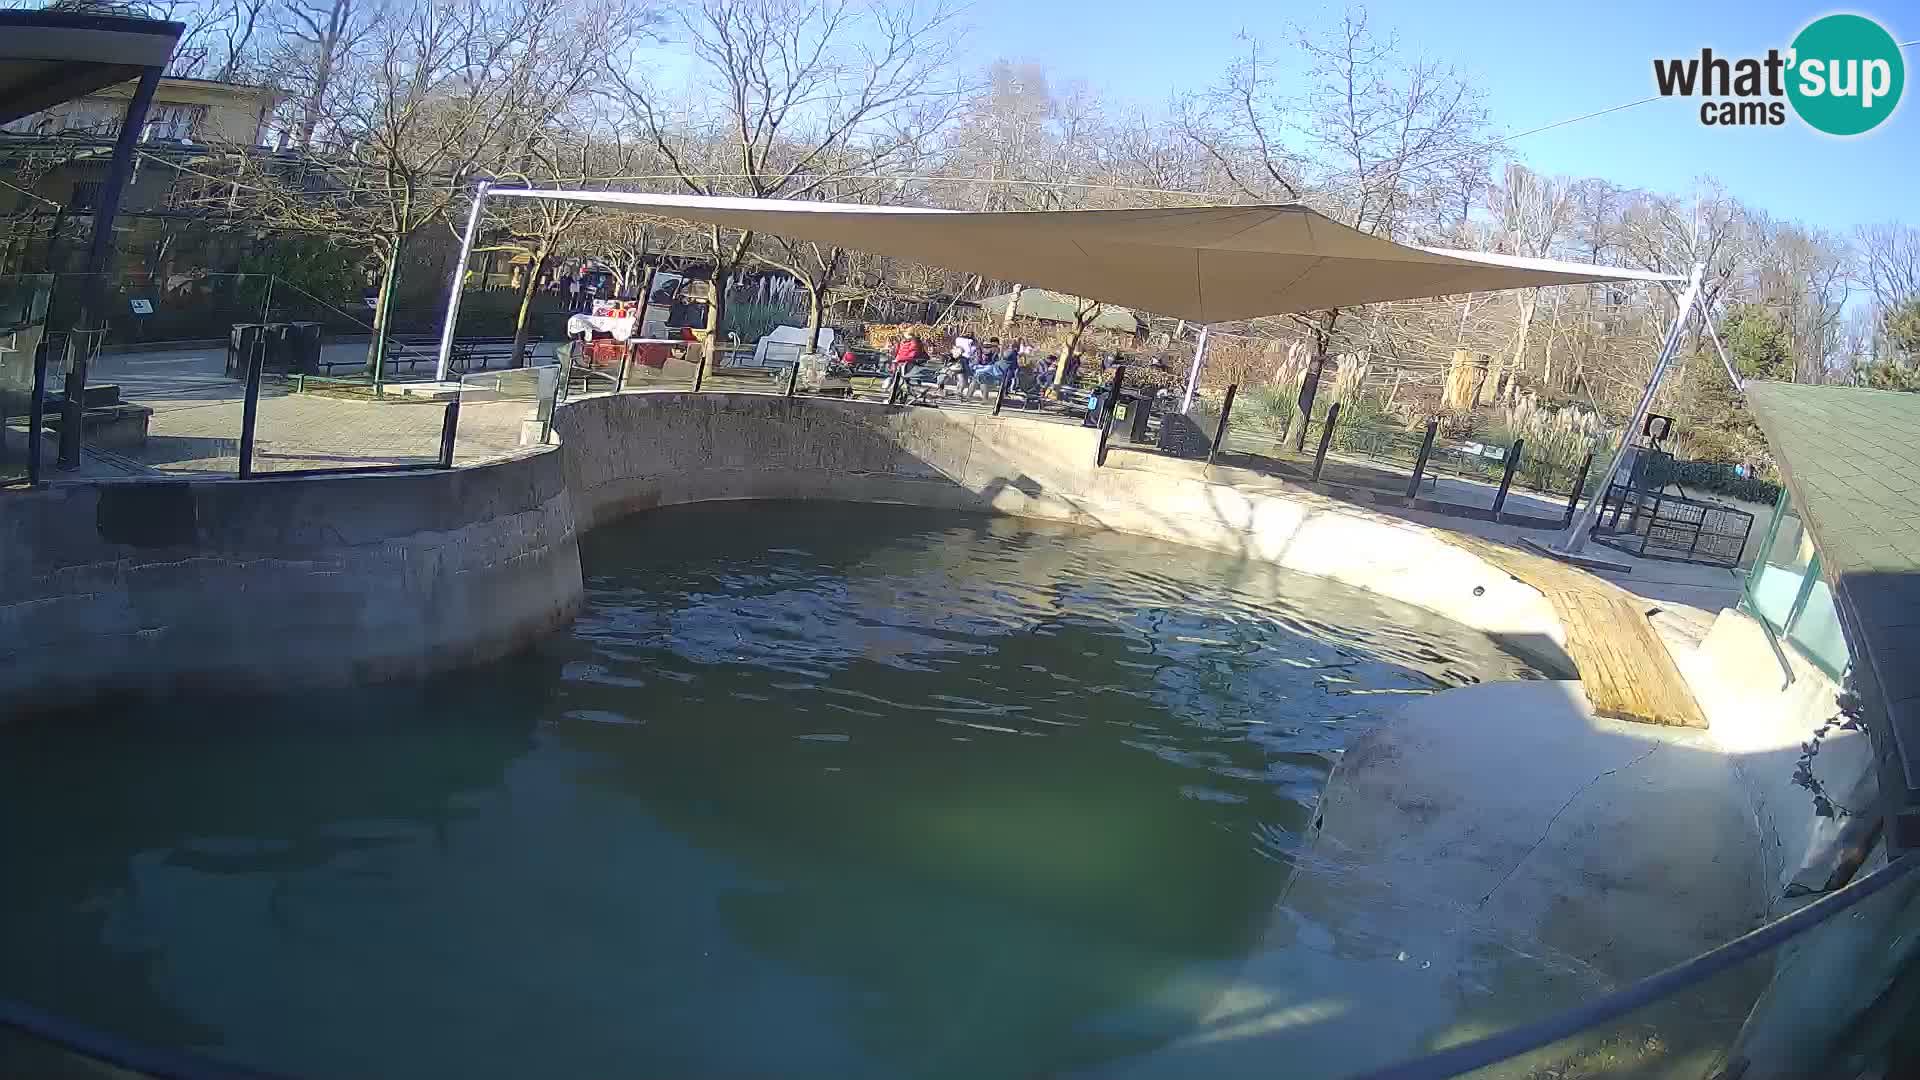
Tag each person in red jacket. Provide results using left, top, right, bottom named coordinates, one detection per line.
left=892, top=334, right=928, bottom=370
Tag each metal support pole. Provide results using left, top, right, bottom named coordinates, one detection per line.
left=785, top=360, right=799, bottom=398
left=439, top=398, right=461, bottom=468
left=1179, top=325, right=1209, bottom=413
left=26, top=332, right=51, bottom=485
left=992, top=366, right=1012, bottom=415
left=58, top=66, right=161, bottom=469
left=1207, top=383, right=1237, bottom=466
left=237, top=343, right=264, bottom=478
left=1096, top=368, right=1127, bottom=467
left=1564, top=453, right=1595, bottom=528
left=1493, top=438, right=1524, bottom=520
left=1407, top=419, right=1438, bottom=499
left=1311, top=402, right=1341, bottom=481
left=616, top=344, right=632, bottom=392
left=1559, top=261, right=1706, bottom=552
left=435, top=181, right=491, bottom=383
left=691, top=345, right=706, bottom=393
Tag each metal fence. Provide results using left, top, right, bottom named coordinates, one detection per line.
left=1173, top=383, right=1607, bottom=530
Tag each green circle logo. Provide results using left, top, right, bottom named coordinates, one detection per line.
left=1787, top=14, right=1904, bottom=136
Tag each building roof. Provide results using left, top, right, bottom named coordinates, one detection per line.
left=1743, top=381, right=1920, bottom=849
left=975, top=288, right=1143, bottom=333
left=0, top=10, right=182, bottom=127
left=481, top=190, right=1680, bottom=324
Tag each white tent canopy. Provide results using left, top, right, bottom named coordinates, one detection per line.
left=481, top=189, right=1677, bottom=325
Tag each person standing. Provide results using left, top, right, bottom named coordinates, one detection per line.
left=567, top=275, right=583, bottom=314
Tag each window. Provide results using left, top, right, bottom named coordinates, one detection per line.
left=1743, top=492, right=1851, bottom=678
left=142, top=104, right=207, bottom=143
left=55, top=100, right=122, bottom=138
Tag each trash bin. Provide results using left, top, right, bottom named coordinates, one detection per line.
left=286, top=321, right=323, bottom=374
left=257, top=322, right=293, bottom=372
left=227, top=323, right=263, bottom=379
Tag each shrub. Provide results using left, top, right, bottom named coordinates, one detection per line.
left=723, top=300, right=805, bottom=344
left=1666, top=460, right=1781, bottom=504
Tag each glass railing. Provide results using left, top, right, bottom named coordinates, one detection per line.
left=452, top=364, right=561, bottom=465
left=0, top=273, right=54, bottom=486
left=1351, top=852, right=1919, bottom=1080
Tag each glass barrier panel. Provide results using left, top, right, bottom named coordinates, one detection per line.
left=453, top=365, right=559, bottom=465
left=0, top=274, right=53, bottom=486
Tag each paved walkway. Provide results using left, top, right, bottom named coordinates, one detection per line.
left=75, top=345, right=542, bottom=477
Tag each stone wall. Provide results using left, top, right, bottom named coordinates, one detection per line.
left=0, top=447, right=582, bottom=711
left=553, top=392, right=1573, bottom=675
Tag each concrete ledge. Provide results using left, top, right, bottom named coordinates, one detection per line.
left=0, top=447, right=583, bottom=711
left=1312, top=681, right=1768, bottom=983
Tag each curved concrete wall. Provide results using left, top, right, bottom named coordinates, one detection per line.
left=1, top=390, right=1573, bottom=712
left=554, top=392, right=1573, bottom=674
left=0, top=447, right=582, bottom=711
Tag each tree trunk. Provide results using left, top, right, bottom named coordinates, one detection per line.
left=1000, top=283, right=1023, bottom=336
left=1489, top=289, right=1538, bottom=404
left=704, top=265, right=729, bottom=340
left=805, top=279, right=826, bottom=352
left=363, top=240, right=399, bottom=380
left=510, top=241, right=546, bottom=367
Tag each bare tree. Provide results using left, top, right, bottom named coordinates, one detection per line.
left=225, top=0, right=558, bottom=374
left=272, top=0, right=372, bottom=151
left=606, top=0, right=964, bottom=339
left=1858, top=222, right=1920, bottom=314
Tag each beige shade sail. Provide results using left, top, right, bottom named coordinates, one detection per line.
left=488, top=189, right=1678, bottom=323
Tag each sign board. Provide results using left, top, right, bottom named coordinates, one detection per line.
left=129, top=298, right=154, bottom=315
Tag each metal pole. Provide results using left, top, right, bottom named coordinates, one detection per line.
left=1096, top=367, right=1127, bottom=467
left=785, top=360, right=799, bottom=397
left=1207, top=383, right=1237, bottom=466
left=58, top=66, right=161, bottom=469
left=1493, top=438, right=1525, bottom=520
left=992, top=365, right=1012, bottom=415
left=237, top=343, right=264, bottom=478
left=1179, top=325, right=1209, bottom=413
left=691, top=344, right=706, bottom=393
left=1406, top=419, right=1438, bottom=499
left=616, top=344, right=632, bottom=392
left=1564, top=453, right=1594, bottom=528
left=1312, top=403, right=1340, bottom=481
left=1703, top=309, right=1743, bottom=392
left=26, top=332, right=51, bottom=485
left=435, top=181, right=490, bottom=383
left=1559, top=261, right=1706, bottom=552
left=438, top=398, right=461, bottom=468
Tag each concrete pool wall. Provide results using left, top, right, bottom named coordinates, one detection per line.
left=3, top=391, right=1572, bottom=706
left=0, top=446, right=581, bottom=711
left=554, top=392, right=1575, bottom=675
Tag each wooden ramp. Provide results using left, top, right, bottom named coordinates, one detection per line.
left=1447, top=535, right=1709, bottom=728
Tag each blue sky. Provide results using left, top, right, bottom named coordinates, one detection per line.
left=962, top=0, right=1915, bottom=233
